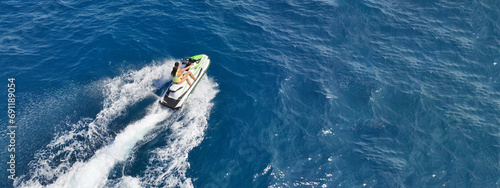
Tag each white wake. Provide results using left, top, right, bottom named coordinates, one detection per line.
left=48, top=104, right=171, bottom=188
left=140, top=77, right=219, bottom=187
left=18, top=59, right=218, bottom=188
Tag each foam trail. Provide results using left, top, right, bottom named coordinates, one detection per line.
left=88, top=62, right=172, bottom=138
left=48, top=104, right=171, bottom=188
left=18, top=60, right=174, bottom=187
left=109, top=176, right=143, bottom=188
left=141, top=76, right=219, bottom=187
left=18, top=60, right=218, bottom=188
left=46, top=76, right=217, bottom=188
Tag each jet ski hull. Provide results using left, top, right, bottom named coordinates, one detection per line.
left=159, top=54, right=210, bottom=110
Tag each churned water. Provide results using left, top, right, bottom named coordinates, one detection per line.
left=0, top=0, right=499, bottom=187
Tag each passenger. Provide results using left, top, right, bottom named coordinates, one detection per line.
left=171, top=62, right=196, bottom=86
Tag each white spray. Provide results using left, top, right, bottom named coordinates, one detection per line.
left=19, top=60, right=218, bottom=188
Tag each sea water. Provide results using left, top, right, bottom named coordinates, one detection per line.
left=0, top=0, right=499, bottom=187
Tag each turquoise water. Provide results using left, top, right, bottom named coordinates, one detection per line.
left=1, top=0, right=499, bottom=187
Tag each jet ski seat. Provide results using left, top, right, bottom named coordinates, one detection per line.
left=170, top=83, right=183, bottom=90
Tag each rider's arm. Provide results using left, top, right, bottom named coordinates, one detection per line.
left=181, top=65, right=192, bottom=71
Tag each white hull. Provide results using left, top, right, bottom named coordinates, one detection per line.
left=159, top=54, right=210, bottom=110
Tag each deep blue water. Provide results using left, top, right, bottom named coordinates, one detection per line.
left=1, top=0, right=499, bottom=187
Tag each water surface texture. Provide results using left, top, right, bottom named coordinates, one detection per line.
left=1, top=0, right=499, bottom=187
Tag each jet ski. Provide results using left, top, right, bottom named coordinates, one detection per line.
left=159, top=54, right=210, bottom=110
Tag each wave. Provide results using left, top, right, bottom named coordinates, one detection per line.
left=47, top=104, right=171, bottom=188
left=17, top=59, right=217, bottom=187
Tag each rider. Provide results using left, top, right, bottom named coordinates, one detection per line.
left=171, top=62, right=196, bottom=86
